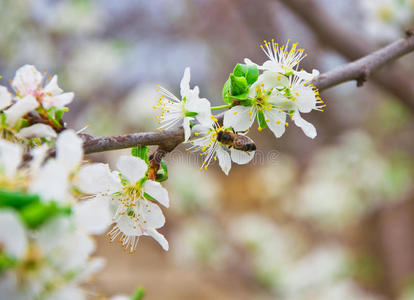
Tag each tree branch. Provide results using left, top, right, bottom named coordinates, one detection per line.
left=82, top=34, right=414, bottom=155
left=277, top=0, right=414, bottom=110
left=313, top=31, right=414, bottom=90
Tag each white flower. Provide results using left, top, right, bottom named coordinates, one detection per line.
left=224, top=73, right=325, bottom=139
left=187, top=119, right=255, bottom=175
left=0, top=210, right=27, bottom=259
left=16, top=123, right=57, bottom=139
left=245, top=39, right=319, bottom=80
left=0, top=139, right=22, bottom=178
left=4, top=95, right=39, bottom=126
left=76, top=156, right=170, bottom=252
left=154, top=67, right=211, bottom=141
left=12, top=64, right=74, bottom=109
left=0, top=86, right=12, bottom=110
left=29, top=130, right=83, bottom=204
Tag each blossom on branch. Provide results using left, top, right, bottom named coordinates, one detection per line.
left=154, top=67, right=211, bottom=141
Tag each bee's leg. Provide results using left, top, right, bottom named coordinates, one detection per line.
left=236, top=129, right=249, bottom=135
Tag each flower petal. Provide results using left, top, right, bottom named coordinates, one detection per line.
left=295, top=84, right=316, bottom=113
left=116, top=155, right=148, bottom=183
left=180, top=67, right=191, bottom=97
left=223, top=105, right=254, bottom=132
left=292, top=111, right=317, bottom=139
left=0, top=139, right=22, bottom=177
left=144, top=228, right=169, bottom=251
left=50, top=92, right=74, bottom=109
left=75, top=163, right=122, bottom=194
left=29, top=144, right=49, bottom=173
left=259, top=71, right=289, bottom=90
left=30, top=160, right=70, bottom=204
left=216, top=146, right=231, bottom=175
left=4, top=95, right=39, bottom=125
left=140, top=200, right=165, bottom=229
left=144, top=180, right=169, bottom=207
left=0, top=210, right=27, bottom=258
left=43, top=75, right=63, bottom=95
left=183, top=117, right=192, bottom=142
left=56, top=129, right=84, bottom=171
left=0, top=86, right=12, bottom=110
left=12, top=65, right=43, bottom=96
left=265, top=109, right=286, bottom=138
left=16, top=124, right=57, bottom=138
left=74, top=197, right=112, bottom=235
left=116, top=215, right=142, bottom=236
left=230, top=148, right=255, bottom=165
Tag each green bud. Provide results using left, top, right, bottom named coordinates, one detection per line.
left=230, top=74, right=248, bottom=96
left=156, top=160, right=168, bottom=182
left=132, top=286, right=146, bottom=300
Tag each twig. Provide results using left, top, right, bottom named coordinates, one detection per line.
left=277, top=0, right=414, bottom=110
left=313, top=32, right=414, bottom=90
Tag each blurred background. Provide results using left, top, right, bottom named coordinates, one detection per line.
left=1, top=0, right=414, bottom=299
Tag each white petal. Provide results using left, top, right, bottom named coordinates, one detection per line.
left=223, top=106, right=254, bottom=131
left=0, top=139, right=22, bottom=177
left=30, top=144, right=49, bottom=173
left=215, top=146, right=231, bottom=175
left=4, top=95, right=39, bottom=125
left=262, top=61, right=284, bottom=74
left=295, top=84, right=317, bottom=113
left=50, top=92, right=74, bottom=109
left=0, top=86, right=12, bottom=110
left=43, top=75, right=63, bottom=95
left=144, top=180, right=169, bottom=207
left=12, top=65, right=43, bottom=96
left=56, top=129, right=83, bottom=171
left=180, top=67, right=191, bottom=97
left=230, top=148, right=255, bottom=165
left=265, top=109, right=286, bottom=138
left=187, top=97, right=212, bottom=126
left=183, top=117, right=192, bottom=142
left=259, top=71, right=289, bottom=90
left=74, top=197, right=112, bottom=234
left=0, top=210, right=27, bottom=258
left=244, top=58, right=259, bottom=67
left=16, top=124, right=57, bottom=138
left=30, top=160, right=69, bottom=204
left=47, top=285, right=86, bottom=300
left=292, top=111, right=317, bottom=139
left=294, top=69, right=320, bottom=82
left=116, top=215, right=142, bottom=236
left=144, top=228, right=169, bottom=251
left=139, top=199, right=165, bottom=229
left=111, top=296, right=130, bottom=300
left=116, top=155, right=148, bottom=183
left=75, top=163, right=121, bottom=194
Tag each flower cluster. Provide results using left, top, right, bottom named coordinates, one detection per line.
left=0, top=65, right=74, bottom=141
left=154, top=39, right=324, bottom=175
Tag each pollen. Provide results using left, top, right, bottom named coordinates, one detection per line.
left=195, top=132, right=199, bottom=136
left=258, top=127, right=262, bottom=132
left=276, top=120, right=281, bottom=124
left=248, top=111, right=252, bottom=115
left=233, top=111, right=238, bottom=115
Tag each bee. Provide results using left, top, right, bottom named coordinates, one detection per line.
left=217, top=129, right=256, bottom=152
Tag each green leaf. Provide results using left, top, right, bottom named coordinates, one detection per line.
left=233, top=64, right=249, bottom=77
left=230, top=74, right=248, bottom=96
left=228, top=91, right=249, bottom=100
left=0, top=190, right=40, bottom=210
left=257, top=111, right=268, bottom=130
left=156, top=160, right=168, bottom=182
left=245, top=65, right=259, bottom=84
left=222, top=78, right=232, bottom=104
left=233, top=64, right=258, bottom=85
left=131, top=146, right=149, bottom=164
left=132, top=286, right=146, bottom=300
left=55, top=109, right=65, bottom=122
left=20, top=202, right=71, bottom=229
left=0, top=253, right=17, bottom=272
